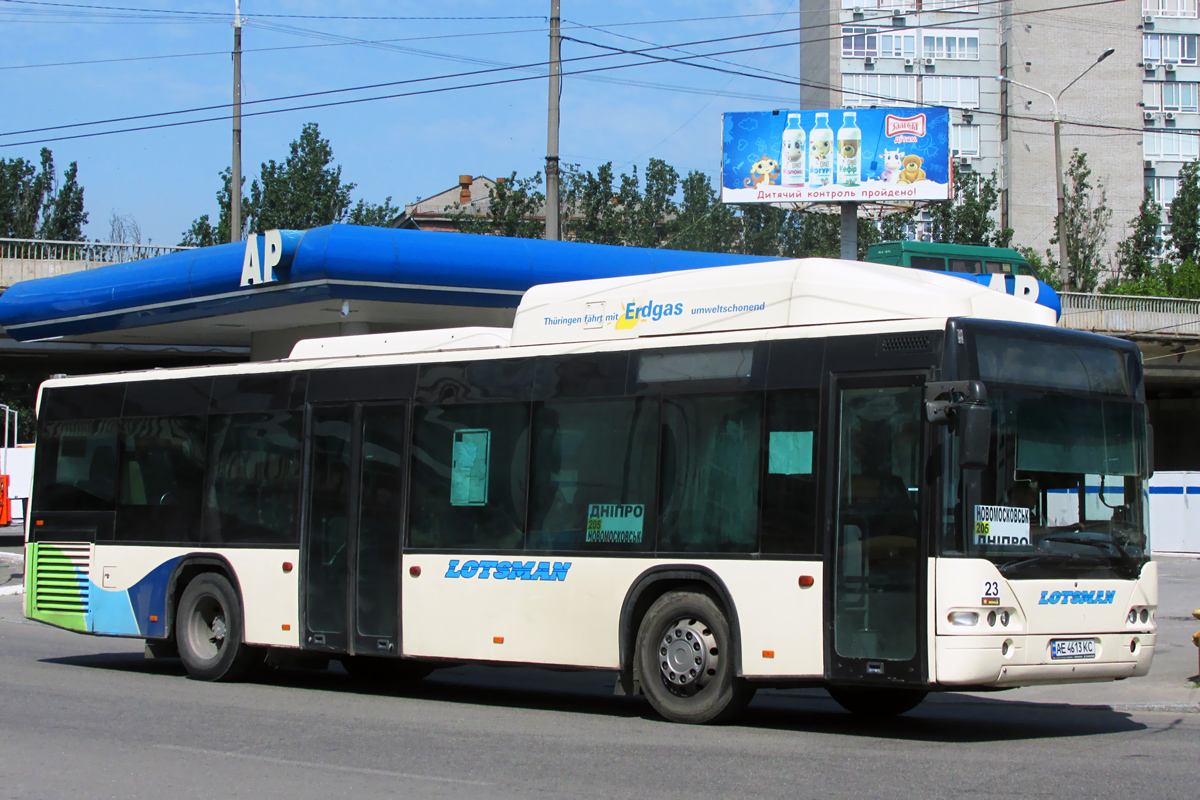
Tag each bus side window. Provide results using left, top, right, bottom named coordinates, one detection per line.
left=761, top=390, right=820, bottom=555
left=527, top=397, right=658, bottom=552
left=658, top=394, right=761, bottom=554
left=984, top=261, right=1009, bottom=274
left=949, top=259, right=984, bottom=274
left=909, top=256, right=946, bottom=272
left=32, top=419, right=119, bottom=514
left=116, top=416, right=206, bottom=543
left=201, top=412, right=302, bottom=545
left=408, top=402, right=529, bottom=550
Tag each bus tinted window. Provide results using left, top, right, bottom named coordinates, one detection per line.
left=123, top=378, right=212, bottom=417
left=527, top=398, right=658, bottom=552
left=32, top=419, right=119, bottom=512
left=949, top=259, right=983, bottom=274
left=39, top=384, right=125, bottom=422
left=910, top=256, right=946, bottom=271
left=116, top=417, right=206, bottom=542
left=201, top=412, right=302, bottom=545
left=973, top=333, right=1133, bottom=396
left=761, top=390, right=820, bottom=555
left=659, top=395, right=761, bottom=553
left=408, top=403, right=529, bottom=550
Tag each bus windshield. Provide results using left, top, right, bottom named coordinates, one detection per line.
left=954, top=329, right=1149, bottom=579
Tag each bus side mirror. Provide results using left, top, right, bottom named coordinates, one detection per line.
left=958, top=404, right=992, bottom=470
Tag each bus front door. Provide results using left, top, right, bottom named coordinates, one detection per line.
left=827, top=379, right=927, bottom=686
left=302, top=403, right=407, bottom=657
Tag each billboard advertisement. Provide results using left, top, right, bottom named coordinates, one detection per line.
left=721, top=107, right=951, bottom=204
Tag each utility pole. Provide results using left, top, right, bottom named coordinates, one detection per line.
left=231, top=0, right=243, bottom=243
left=545, top=0, right=561, bottom=240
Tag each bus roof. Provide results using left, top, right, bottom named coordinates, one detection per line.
left=508, top=257, right=1054, bottom=346
left=866, top=241, right=1029, bottom=262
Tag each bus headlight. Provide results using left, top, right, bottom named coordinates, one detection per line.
left=1127, top=608, right=1138, bottom=625
left=948, top=611, right=980, bottom=627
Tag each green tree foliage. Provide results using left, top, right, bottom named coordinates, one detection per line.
left=1110, top=189, right=1163, bottom=286
left=453, top=172, right=546, bottom=239
left=1169, top=160, right=1200, bottom=263
left=663, top=170, right=740, bottom=253
left=247, top=123, right=354, bottom=233
left=927, top=170, right=1012, bottom=248
left=0, top=148, right=88, bottom=240
left=1049, top=150, right=1111, bottom=292
left=180, top=168, right=246, bottom=247
left=347, top=197, right=401, bottom=227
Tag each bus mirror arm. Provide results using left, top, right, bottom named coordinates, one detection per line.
left=924, top=380, right=987, bottom=424
left=925, top=381, right=991, bottom=470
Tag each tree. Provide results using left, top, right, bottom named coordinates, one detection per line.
left=623, top=159, right=679, bottom=248
left=1112, top=188, right=1163, bottom=285
left=1049, top=150, right=1111, bottom=292
left=661, top=170, right=740, bottom=253
left=108, top=211, right=141, bottom=244
left=0, top=148, right=87, bottom=240
left=1170, top=160, right=1200, bottom=263
left=927, top=170, right=1012, bottom=247
left=452, top=171, right=545, bottom=239
left=561, top=162, right=624, bottom=245
left=246, top=122, right=354, bottom=233
left=347, top=197, right=400, bottom=227
left=180, top=168, right=247, bottom=246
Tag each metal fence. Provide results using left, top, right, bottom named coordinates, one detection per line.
left=1059, top=292, right=1200, bottom=338
left=0, top=237, right=190, bottom=264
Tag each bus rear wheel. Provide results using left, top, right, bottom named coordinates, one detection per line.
left=636, top=591, right=755, bottom=724
left=177, top=573, right=255, bottom=682
left=827, top=686, right=927, bottom=717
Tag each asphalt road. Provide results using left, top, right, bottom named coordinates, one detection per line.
left=1, top=591, right=1197, bottom=800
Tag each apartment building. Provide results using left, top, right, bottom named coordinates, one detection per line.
left=1143, top=1, right=1200, bottom=218
left=800, top=0, right=1144, bottom=266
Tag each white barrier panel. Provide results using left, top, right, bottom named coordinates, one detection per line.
left=1148, top=471, right=1200, bottom=555
left=1, top=446, right=34, bottom=518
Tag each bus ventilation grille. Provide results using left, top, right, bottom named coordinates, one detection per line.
left=35, top=543, right=91, bottom=614
left=879, top=334, right=932, bottom=353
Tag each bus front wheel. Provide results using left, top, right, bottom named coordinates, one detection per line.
left=636, top=591, right=755, bottom=724
left=177, top=573, right=255, bottom=682
left=827, top=686, right=927, bottom=717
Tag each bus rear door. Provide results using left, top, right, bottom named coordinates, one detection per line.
left=302, top=403, right=407, bottom=657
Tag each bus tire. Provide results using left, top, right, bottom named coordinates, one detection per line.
left=341, top=656, right=434, bottom=684
left=177, top=573, right=254, bottom=682
left=636, top=591, right=755, bottom=724
left=827, top=686, right=927, bottom=717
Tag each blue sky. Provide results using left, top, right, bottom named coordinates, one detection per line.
left=0, top=0, right=806, bottom=245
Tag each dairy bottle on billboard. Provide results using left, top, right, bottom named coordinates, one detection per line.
left=781, top=113, right=806, bottom=186
left=808, top=112, right=834, bottom=186
left=837, top=111, right=862, bottom=186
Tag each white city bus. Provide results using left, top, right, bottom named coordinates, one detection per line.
left=24, top=258, right=1156, bottom=723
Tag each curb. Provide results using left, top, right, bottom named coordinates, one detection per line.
left=0, top=551, right=25, bottom=564
left=0, top=585, right=25, bottom=596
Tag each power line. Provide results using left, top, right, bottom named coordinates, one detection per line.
left=0, top=0, right=1143, bottom=148
left=0, top=1, right=544, bottom=21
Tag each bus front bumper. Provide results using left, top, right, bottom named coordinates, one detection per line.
left=934, top=632, right=1155, bottom=687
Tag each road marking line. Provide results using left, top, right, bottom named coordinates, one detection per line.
left=155, top=745, right=490, bottom=785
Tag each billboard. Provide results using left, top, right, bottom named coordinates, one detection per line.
left=721, top=107, right=951, bottom=204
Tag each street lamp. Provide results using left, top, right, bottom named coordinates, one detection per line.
left=995, top=47, right=1114, bottom=288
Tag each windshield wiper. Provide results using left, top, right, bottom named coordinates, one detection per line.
left=1039, top=534, right=1141, bottom=579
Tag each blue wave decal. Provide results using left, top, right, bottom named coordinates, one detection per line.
left=88, top=556, right=182, bottom=637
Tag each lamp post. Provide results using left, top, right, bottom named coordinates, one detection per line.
left=996, top=46, right=1114, bottom=289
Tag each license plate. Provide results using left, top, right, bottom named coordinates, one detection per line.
left=1050, top=638, right=1096, bottom=660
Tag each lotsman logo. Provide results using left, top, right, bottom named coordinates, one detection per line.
left=1038, top=589, right=1116, bottom=605
left=885, top=113, right=927, bottom=138
left=444, top=559, right=571, bottom=581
